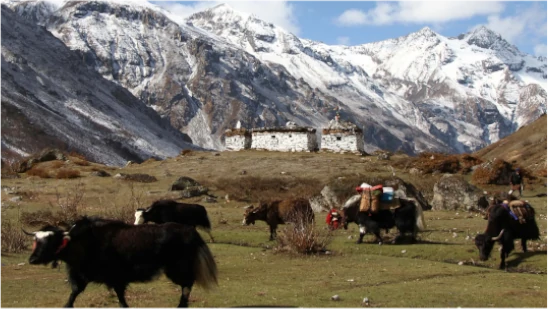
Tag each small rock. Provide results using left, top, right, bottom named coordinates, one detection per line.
left=348, top=235, right=354, bottom=240
left=9, top=196, right=22, bottom=202
left=347, top=279, right=354, bottom=282
left=17, top=263, right=25, bottom=266
left=452, top=232, right=458, bottom=238
left=331, top=295, right=340, bottom=301
left=280, top=171, right=287, bottom=175
left=465, top=235, right=471, bottom=240
left=363, top=297, right=370, bottom=306
left=213, top=153, right=220, bottom=156
left=458, top=261, right=464, bottom=266
left=401, top=250, right=407, bottom=254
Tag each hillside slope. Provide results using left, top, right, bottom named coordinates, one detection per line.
left=474, top=113, right=547, bottom=174
left=1, top=4, right=201, bottom=166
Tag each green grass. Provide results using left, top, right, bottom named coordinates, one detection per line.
left=2, top=150, right=547, bottom=307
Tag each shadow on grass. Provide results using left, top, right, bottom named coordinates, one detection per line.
left=225, top=305, right=299, bottom=309
left=506, top=250, right=547, bottom=270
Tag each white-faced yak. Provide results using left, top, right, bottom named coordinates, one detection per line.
left=135, top=199, right=214, bottom=242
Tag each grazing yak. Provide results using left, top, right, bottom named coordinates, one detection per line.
left=340, top=194, right=425, bottom=244
left=475, top=200, right=540, bottom=270
left=26, top=216, right=218, bottom=307
left=135, top=199, right=214, bottom=242
left=242, top=198, right=315, bottom=241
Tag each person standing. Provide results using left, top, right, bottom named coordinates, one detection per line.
left=509, top=168, right=524, bottom=197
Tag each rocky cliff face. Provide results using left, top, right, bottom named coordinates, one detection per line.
left=3, top=1, right=547, bottom=158
left=1, top=4, right=199, bottom=166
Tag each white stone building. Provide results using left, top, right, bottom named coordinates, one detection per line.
left=320, top=118, right=365, bottom=154
left=250, top=122, right=317, bottom=152
left=224, top=128, right=251, bottom=151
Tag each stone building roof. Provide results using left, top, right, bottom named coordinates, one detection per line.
left=322, top=119, right=362, bottom=134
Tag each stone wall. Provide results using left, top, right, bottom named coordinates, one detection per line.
left=251, top=131, right=312, bottom=152
left=321, top=131, right=364, bottom=153
left=225, top=135, right=250, bottom=151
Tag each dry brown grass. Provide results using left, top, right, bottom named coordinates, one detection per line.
left=180, top=149, right=194, bottom=156
left=56, top=168, right=80, bottom=179
left=471, top=159, right=513, bottom=185
left=205, top=176, right=323, bottom=203
left=394, top=152, right=483, bottom=174
left=474, top=114, right=546, bottom=176
left=72, top=159, right=90, bottom=166
left=27, top=166, right=51, bottom=178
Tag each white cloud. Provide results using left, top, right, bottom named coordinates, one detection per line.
left=335, top=1, right=505, bottom=26
left=479, top=3, right=547, bottom=45
left=336, top=36, right=350, bottom=45
left=534, top=44, right=547, bottom=57
left=152, top=1, right=300, bottom=35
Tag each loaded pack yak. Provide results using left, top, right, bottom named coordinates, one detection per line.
left=475, top=199, right=540, bottom=270
left=242, top=198, right=315, bottom=241
left=341, top=194, right=426, bottom=244
left=26, top=216, right=218, bottom=307
left=135, top=199, right=214, bottom=242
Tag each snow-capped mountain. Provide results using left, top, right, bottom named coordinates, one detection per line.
left=1, top=4, right=201, bottom=166
left=3, top=1, right=546, bottom=160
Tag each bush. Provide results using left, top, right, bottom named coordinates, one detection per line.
left=27, top=166, right=50, bottom=178
left=1, top=219, right=29, bottom=253
left=56, top=168, right=80, bottom=179
left=471, top=159, right=513, bottom=185
left=99, top=182, right=149, bottom=224
left=275, top=210, right=331, bottom=255
left=20, top=182, right=85, bottom=227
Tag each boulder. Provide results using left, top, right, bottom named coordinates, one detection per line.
left=114, top=173, right=157, bottom=183
left=16, top=149, right=66, bottom=173
left=430, top=174, right=483, bottom=211
left=309, top=185, right=341, bottom=213
left=90, top=170, right=111, bottom=177
left=171, top=176, right=208, bottom=197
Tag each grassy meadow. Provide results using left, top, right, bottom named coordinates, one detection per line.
left=1, top=150, right=546, bottom=307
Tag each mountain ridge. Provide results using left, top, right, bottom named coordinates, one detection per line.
left=2, top=0, right=546, bottom=164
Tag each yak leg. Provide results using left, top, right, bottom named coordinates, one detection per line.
left=521, top=238, right=528, bottom=252
left=64, top=273, right=88, bottom=307
left=356, top=225, right=366, bottom=244
left=499, top=249, right=508, bottom=270
left=374, top=230, right=383, bottom=245
left=269, top=225, right=277, bottom=241
left=165, top=263, right=195, bottom=308
left=113, top=285, right=129, bottom=308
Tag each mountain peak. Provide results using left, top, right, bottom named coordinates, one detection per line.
left=461, top=25, right=519, bottom=54
left=418, top=26, right=436, bottom=35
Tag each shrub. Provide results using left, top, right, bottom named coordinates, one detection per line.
left=73, top=159, right=90, bottom=166
left=27, top=166, right=50, bottom=178
left=1, top=219, right=29, bottom=253
left=21, top=182, right=86, bottom=228
left=275, top=210, right=331, bottom=255
left=180, top=149, right=193, bottom=156
left=56, top=168, right=80, bottom=179
left=99, top=182, right=149, bottom=224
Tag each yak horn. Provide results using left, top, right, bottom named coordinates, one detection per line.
left=491, top=229, right=504, bottom=241
left=21, top=228, right=36, bottom=236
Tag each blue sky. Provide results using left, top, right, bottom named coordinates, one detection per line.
left=152, top=1, right=548, bottom=56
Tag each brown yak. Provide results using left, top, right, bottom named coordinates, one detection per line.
left=242, top=198, right=315, bottom=241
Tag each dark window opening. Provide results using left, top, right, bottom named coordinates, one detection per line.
left=336, top=136, right=342, bottom=141
left=271, top=135, right=276, bottom=138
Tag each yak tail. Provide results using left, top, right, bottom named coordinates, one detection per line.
left=194, top=241, right=218, bottom=290
left=414, top=200, right=426, bottom=232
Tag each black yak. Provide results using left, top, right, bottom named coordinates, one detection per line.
left=475, top=200, right=540, bottom=270
left=26, top=216, right=217, bottom=307
left=135, top=199, right=214, bottom=242
left=340, top=194, right=425, bottom=244
left=242, top=198, right=314, bottom=241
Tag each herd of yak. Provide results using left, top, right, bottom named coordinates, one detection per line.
left=23, top=192, right=540, bottom=307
